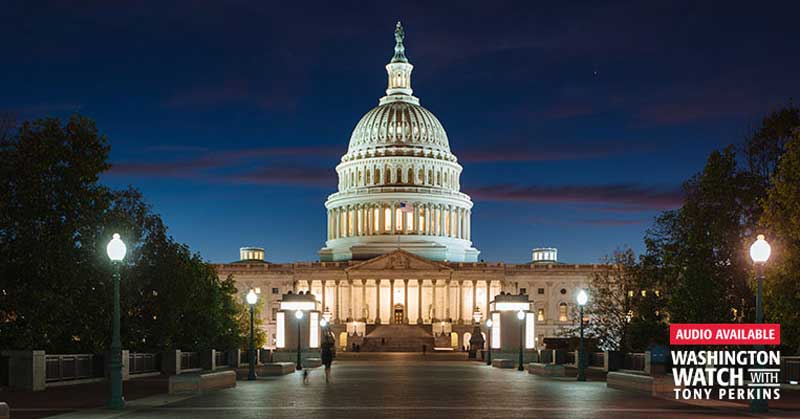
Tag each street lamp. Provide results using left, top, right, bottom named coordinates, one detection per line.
left=749, top=234, right=771, bottom=413
left=577, top=289, right=588, bottom=382
left=485, top=319, right=493, bottom=365
left=517, top=310, right=525, bottom=371
left=295, top=310, right=304, bottom=370
left=106, top=233, right=126, bottom=409
left=246, top=289, right=258, bottom=381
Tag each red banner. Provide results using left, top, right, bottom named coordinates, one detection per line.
left=669, top=323, right=780, bottom=345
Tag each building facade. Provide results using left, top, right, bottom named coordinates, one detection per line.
left=214, top=23, right=604, bottom=352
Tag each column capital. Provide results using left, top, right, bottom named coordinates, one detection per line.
left=403, top=279, right=409, bottom=284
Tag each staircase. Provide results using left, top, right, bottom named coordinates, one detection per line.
left=360, top=325, right=435, bottom=352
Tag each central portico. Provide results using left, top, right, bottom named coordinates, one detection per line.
left=298, top=250, right=499, bottom=326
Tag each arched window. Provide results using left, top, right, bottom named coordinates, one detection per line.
left=396, top=167, right=402, bottom=184
left=407, top=168, right=414, bottom=184
left=366, top=169, right=371, bottom=185
left=559, top=303, right=568, bottom=322
left=428, top=169, right=433, bottom=185
left=418, top=168, right=424, bottom=184
left=375, top=168, right=381, bottom=184
left=384, top=166, right=390, bottom=184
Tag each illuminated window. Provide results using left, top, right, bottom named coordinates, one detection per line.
left=395, top=207, right=403, bottom=231
left=418, top=207, right=425, bottom=232
left=537, top=308, right=544, bottom=321
left=558, top=303, right=568, bottom=322
left=310, top=312, right=319, bottom=348
left=373, top=207, right=380, bottom=232
left=628, top=290, right=634, bottom=297
left=276, top=312, right=285, bottom=348
left=254, top=288, right=261, bottom=294
left=384, top=207, right=391, bottom=231
left=641, top=290, right=647, bottom=297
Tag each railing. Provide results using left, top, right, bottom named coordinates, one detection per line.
left=45, top=354, right=97, bottom=382
left=781, top=357, right=800, bottom=384
left=129, top=353, right=159, bottom=375
left=215, top=350, right=228, bottom=367
left=565, top=351, right=575, bottom=365
left=590, top=352, right=605, bottom=367
left=539, top=350, right=553, bottom=364
left=624, top=353, right=646, bottom=371
left=180, top=352, right=199, bottom=370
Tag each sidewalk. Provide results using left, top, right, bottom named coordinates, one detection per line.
left=0, top=375, right=168, bottom=419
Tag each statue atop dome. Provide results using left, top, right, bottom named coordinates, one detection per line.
left=391, top=21, right=408, bottom=63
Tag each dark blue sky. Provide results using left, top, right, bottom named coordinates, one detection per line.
left=3, top=1, right=799, bottom=263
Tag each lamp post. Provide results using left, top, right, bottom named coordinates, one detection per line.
left=106, top=233, right=126, bottom=409
left=577, top=289, right=588, bottom=382
left=295, top=310, right=304, bottom=370
left=485, top=319, right=493, bottom=365
left=517, top=310, right=525, bottom=371
left=246, top=289, right=258, bottom=381
left=749, top=234, right=771, bottom=413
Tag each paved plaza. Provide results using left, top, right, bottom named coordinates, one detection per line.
left=4, top=354, right=799, bottom=419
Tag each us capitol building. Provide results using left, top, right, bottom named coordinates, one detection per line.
left=215, top=23, right=603, bottom=352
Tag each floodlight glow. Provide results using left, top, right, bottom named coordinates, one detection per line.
left=485, top=319, right=493, bottom=328
left=246, top=289, right=258, bottom=305
left=106, top=233, right=126, bottom=262
left=280, top=301, right=316, bottom=311
left=295, top=310, right=304, bottom=320
left=577, top=290, right=588, bottom=306
left=517, top=310, right=525, bottom=320
left=495, top=302, right=531, bottom=311
left=749, top=234, right=771, bottom=264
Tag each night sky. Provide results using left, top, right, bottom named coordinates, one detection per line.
left=3, top=1, right=799, bottom=264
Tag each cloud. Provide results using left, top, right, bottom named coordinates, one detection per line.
left=223, top=166, right=332, bottom=187
left=466, top=183, right=683, bottom=211
left=108, top=146, right=340, bottom=186
left=459, top=140, right=659, bottom=163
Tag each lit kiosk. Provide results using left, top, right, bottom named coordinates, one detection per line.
left=487, top=292, right=536, bottom=369
left=274, top=291, right=322, bottom=368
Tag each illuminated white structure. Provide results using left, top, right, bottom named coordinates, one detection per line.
left=319, top=22, right=479, bottom=263
left=215, top=23, right=601, bottom=353
left=274, top=291, right=322, bottom=361
left=488, top=293, right=536, bottom=356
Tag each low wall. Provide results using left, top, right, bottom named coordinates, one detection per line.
left=168, top=370, right=236, bottom=395
left=607, top=371, right=653, bottom=394
left=528, top=363, right=566, bottom=376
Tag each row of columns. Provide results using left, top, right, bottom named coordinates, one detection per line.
left=327, top=202, right=471, bottom=241
left=299, top=279, right=495, bottom=325
left=339, top=165, right=460, bottom=191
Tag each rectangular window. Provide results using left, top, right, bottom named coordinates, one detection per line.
left=519, top=288, right=526, bottom=295
left=537, top=308, right=544, bottom=321
left=491, top=312, right=500, bottom=349
left=309, top=312, right=319, bottom=348
left=559, top=304, right=568, bottom=322
left=526, top=312, right=535, bottom=349
left=276, top=312, right=285, bottom=348
left=272, top=287, right=279, bottom=294
left=537, top=288, right=544, bottom=295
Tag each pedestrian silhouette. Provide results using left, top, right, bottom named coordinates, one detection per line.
left=321, top=329, right=335, bottom=383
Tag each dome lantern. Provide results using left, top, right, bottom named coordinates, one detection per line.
left=384, top=21, right=414, bottom=99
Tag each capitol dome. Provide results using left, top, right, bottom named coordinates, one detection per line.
left=344, top=101, right=454, bottom=162
left=319, top=22, right=479, bottom=263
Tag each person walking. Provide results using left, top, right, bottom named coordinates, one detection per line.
left=321, top=329, right=335, bottom=383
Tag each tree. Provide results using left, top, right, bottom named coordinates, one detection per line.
left=644, top=146, right=760, bottom=324
left=0, top=115, right=250, bottom=353
left=760, top=131, right=800, bottom=354
left=560, top=248, right=667, bottom=352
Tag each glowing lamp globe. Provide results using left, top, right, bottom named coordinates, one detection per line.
left=749, top=234, right=771, bottom=264
left=295, top=310, right=304, bottom=320
left=320, top=319, right=328, bottom=328
left=106, top=233, right=126, bottom=262
left=485, top=319, right=493, bottom=328
left=246, top=289, right=258, bottom=305
left=577, top=289, right=588, bottom=306
left=517, top=310, right=525, bottom=320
